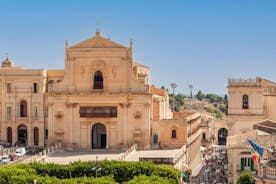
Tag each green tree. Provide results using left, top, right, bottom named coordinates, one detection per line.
left=224, top=94, right=228, bottom=104
left=206, top=94, right=223, bottom=103
left=236, top=172, right=254, bottom=184
left=169, top=93, right=186, bottom=111
left=195, top=90, right=205, bottom=101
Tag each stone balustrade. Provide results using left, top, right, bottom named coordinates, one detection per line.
left=120, top=144, right=137, bottom=161
left=21, top=143, right=62, bottom=164
left=173, top=144, right=187, bottom=164
left=254, top=162, right=276, bottom=183
left=264, top=165, right=276, bottom=179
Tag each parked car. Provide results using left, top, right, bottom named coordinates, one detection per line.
left=14, top=141, right=25, bottom=147
left=1, top=155, right=11, bottom=164
left=0, top=140, right=11, bottom=148
left=15, top=147, right=26, bottom=157
left=27, top=147, right=44, bottom=155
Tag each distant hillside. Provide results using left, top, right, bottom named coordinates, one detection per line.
left=169, top=90, right=227, bottom=119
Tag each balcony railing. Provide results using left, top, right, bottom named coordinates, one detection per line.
left=5, top=116, right=40, bottom=121
left=255, top=162, right=276, bottom=181
left=264, top=165, right=276, bottom=179
left=16, top=117, right=29, bottom=121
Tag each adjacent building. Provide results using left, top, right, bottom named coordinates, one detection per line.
left=227, top=119, right=276, bottom=184
left=0, top=59, right=47, bottom=147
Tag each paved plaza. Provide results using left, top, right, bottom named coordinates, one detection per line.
left=43, top=148, right=182, bottom=164
left=44, top=150, right=123, bottom=164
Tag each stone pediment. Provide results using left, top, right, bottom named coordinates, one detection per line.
left=70, top=32, right=127, bottom=49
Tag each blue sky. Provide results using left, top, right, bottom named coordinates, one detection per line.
left=1, top=0, right=276, bottom=95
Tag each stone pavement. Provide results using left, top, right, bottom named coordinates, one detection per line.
left=124, top=149, right=180, bottom=162
left=44, top=148, right=181, bottom=165
left=44, top=150, right=123, bottom=164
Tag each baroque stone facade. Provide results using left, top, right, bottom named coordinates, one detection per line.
left=225, top=77, right=276, bottom=183
left=0, top=32, right=204, bottom=157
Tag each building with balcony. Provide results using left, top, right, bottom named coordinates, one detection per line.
left=227, top=119, right=276, bottom=183
left=253, top=120, right=276, bottom=184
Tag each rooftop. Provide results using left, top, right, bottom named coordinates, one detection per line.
left=70, top=31, right=128, bottom=49
left=253, top=119, right=276, bottom=134
left=227, top=130, right=276, bottom=149
left=228, top=77, right=276, bottom=88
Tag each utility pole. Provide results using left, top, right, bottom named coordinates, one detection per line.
left=170, top=83, right=177, bottom=112
left=188, top=84, right=193, bottom=99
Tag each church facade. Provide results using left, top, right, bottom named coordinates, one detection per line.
left=0, top=31, right=176, bottom=150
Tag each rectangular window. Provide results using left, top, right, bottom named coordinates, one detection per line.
left=80, top=106, right=117, bottom=118
left=241, top=157, right=253, bottom=171
left=33, top=106, right=38, bottom=117
left=33, top=83, right=37, bottom=93
left=153, top=134, right=158, bottom=145
left=45, top=129, right=48, bottom=139
left=7, top=106, right=12, bottom=118
left=202, top=132, right=206, bottom=140
left=7, top=83, right=11, bottom=93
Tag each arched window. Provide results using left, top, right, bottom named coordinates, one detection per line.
left=20, top=100, right=27, bottom=117
left=242, top=95, right=249, bottom=109
left=172, top=129, right=177, bottom=139
left=93, top=71, right=103, bottom=89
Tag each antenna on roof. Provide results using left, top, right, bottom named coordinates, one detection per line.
left=5, top=52, right=9, bottom=59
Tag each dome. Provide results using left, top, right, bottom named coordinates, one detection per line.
left=1, top=57, right=13, bottom=68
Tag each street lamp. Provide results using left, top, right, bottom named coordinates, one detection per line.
left=170, top=83, right=177, bottom=112
left=92, top=155, right=101, bottom=178
left=188, top=84, right=193, bottom=99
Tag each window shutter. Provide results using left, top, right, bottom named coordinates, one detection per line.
left=250, top=158, right=254, bottom=171
left=240, top=158, right=245, bottom=171
left=153, top=134, right=158, bottom=145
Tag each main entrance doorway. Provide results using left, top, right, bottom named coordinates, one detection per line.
left=18, top=124, right=27, bottom=145
left=92, top=123, right=106, bottom=149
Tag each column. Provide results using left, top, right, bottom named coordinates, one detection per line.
left=12, top=124, right=16, bottom=146
left=47, top=102, right=54, bottom=145
left=72, top=103, right=79, bottom=148
left=119, top=103, right=128, bottom=146
left=106, top=122, right=110, bottom=149
left=28, top=126, right=32, bottom=146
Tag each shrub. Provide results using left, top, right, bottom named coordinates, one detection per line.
left=236, top=171, right=254, bottom=184
left=0, top=161, right=181, bottom=184
left=124, top=175, right=174, bottom=184
left=0, top=165, right=37, bottom=184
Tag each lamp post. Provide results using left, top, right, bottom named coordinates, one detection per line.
left=170, top=83, right=177, bottom=112
left=188, top=84, right=193, bottom=99
left=92, top=155, right=101, bottom=178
